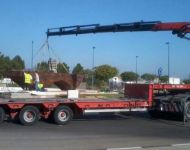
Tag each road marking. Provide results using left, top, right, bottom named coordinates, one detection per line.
left=115, top=113, right=129, bottom=119
left=107, top=147, right=141, bottom=150
left=107, top=143, right=190, bottom=150
left=142, top=145, right=170, bottom=148
left=172, top=143, right=190, bottom=147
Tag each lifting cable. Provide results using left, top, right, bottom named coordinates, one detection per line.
left=47, top=43, right=69, bottom=73
left=33, top=39, right=50, bottom=62
left=33, top=38, right=69, bottom=73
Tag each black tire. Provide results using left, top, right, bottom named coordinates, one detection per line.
left=185, top=101, right=190, bottom=119
left=19, top=106, right=40, bottom=126
left=0, top=107, right=5, bottom=123
left=53, top=105, right=73, bottom=125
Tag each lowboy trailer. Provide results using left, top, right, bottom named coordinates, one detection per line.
left=0, top=83, right=190, bottom=126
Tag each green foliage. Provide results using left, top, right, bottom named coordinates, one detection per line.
left=84, top=69, right=93, bottom=79
left=37, top=61, right=49, bottom=72
left=183, top=79, right=190, bottom=84
left=11, top=55, right=25, bottom=70
left=94, top=65, right=118, bottom=89
left=0, top=52, right=25, bottom=78
left=83, top=69, right=93, bottom=88
left=72, top=63, right=84, bottom=74
left=159, top=75, right=168, bottom=83
left=95, top=79, right=107, bottom=89
left=0, top=54, right=10, bottom=78
left=36, top=61, right=70, bottom=73
left=95, top=65, right=118, bottom=81
left=183, top=76, right=190, bottom=84
left=120, top=71, right=139, bottom=82
left=141, top=73, right=156, bottom=81
left=57, top=62, right=70, bottom=73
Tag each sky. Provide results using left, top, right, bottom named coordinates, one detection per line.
left=0, top=0, right=190, bottom=79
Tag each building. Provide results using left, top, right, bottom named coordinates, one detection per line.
left=108, top=76, right=123, bottom=91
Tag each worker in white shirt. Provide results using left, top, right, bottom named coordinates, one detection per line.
left=35, top=71, right=40, bottom=91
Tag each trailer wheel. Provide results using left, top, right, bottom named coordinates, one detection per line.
left=185, top=101, right=190, bottom=119
left=0, top=107, right=5, bottom=123
left=19, top=106, right=40, bottom=126
left=53, top=105, right=73, bottom=125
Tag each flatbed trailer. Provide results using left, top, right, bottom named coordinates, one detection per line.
left=0, top=84, right=190, bottom=126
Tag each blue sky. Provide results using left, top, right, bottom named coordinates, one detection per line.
left=0, top=0, right=190, bottom=79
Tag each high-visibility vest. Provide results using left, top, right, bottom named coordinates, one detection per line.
left=38, top=83, right=44, bottom=89
left=24, top=73, right=32, bottom=84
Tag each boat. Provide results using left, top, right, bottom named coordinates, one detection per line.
left=6, top=70, right=84, bottom=90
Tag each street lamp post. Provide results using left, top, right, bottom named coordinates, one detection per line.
left=136, top=56, right=139, bottom=83
left=92, top=46, right=95, bottom=89
left=166, top=42, right=170, bottom=83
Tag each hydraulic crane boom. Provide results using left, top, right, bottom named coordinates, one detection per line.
left=47, top=21, right=190, bottom=40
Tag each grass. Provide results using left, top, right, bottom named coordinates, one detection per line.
left=80, top=93, right=124, bottom=99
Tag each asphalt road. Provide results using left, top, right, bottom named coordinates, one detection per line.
left=0, top=112, right=190, bottom=150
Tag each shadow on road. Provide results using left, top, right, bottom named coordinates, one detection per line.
left=3, top=111, right=190, bottom=129
left=122, top=112, right=190, bottom=128
left=73, top=113, right=131, bottom=122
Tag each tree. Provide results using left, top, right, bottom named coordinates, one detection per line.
left=84, top=69, right=93, bottom=80
left=37, top=61, right=49, bottom=72
left=183, top=75, right=190, bottom=84
left=0, top=52, right=25, bottom=78
left=141, top=73, right=156, bottom=82
left=83, top=69, right=93, bottom=88
left=72, top=63, right=84, bottom=74
left=0, top=53, right=11, bottom=78
left=11, top=55, right=25, bottom=70
left=183, top=79, right=190, bottom=84
left=159, top=75, right=168, bottom=83
left=57, top=62, right=70, bottom=73
left=120, top=71, right=139, bottom=82
left=94, top=64, right=118, bottom=88
left=95, top=65, right=118, bottom=81
left=95, top=79, right=107, bottom=89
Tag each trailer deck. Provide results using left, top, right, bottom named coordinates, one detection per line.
left=0, top=84, right=190, bottom=126
left=0, top=97, right=150, bottom=109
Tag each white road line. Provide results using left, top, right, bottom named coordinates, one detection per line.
left=172, top=143, right=190, bottom=147
left=115, top=113, right=129, bottom=118
left=107, top=147, right=141, bottom=150
left=107, top=143, right=190, bottom=150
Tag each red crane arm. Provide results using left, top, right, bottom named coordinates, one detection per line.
left=47, top=21, right=190, bottom=40
left=153, top=22, right=190, bottom=31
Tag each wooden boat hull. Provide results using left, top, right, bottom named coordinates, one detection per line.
left=6, top=70, right=84, bottom=90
